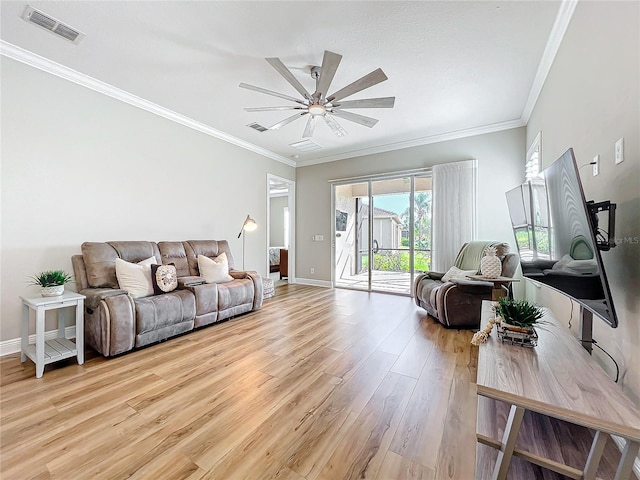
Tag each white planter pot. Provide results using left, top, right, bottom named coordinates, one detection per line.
left=41, top=285, right=64, bottom=297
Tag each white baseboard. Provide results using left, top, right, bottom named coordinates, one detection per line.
left=0, top=326, right=76, bottom=356
left=293, top=278, right=332, bottom=288
left=611, top=435, right=640, bottom=479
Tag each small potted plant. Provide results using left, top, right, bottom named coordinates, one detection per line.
left=494, top=297, right=544, bottom=346
left=29, top=270, right=73, bottom=297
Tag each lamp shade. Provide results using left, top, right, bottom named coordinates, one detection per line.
left=237, top=214, right=258, bottom=238
left=243, top=217, right=257, bottom=232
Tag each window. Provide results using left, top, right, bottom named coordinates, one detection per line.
left=526, top=132, right=542, bottom=181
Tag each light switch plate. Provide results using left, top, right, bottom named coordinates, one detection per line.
left=615, top=138, right=624, bottom=164
left=593, top=155, right=599, bottom=176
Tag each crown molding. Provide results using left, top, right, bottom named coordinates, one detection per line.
left=0, top=40, right=296, bottom=167
left=295, top=119, right=525, bottom=167
left=521, top=0, right=578, bottom=123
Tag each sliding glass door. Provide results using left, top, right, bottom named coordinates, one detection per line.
left=333, top=173, right=432, bottom=295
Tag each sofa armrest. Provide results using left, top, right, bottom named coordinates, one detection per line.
left=178, top=276, right=206, bottom=288
left=229, top=270, right=249, bottom=279
left=427, top=271, right=445, bottom=281
left=241, top=271, right=263, bottom=309
left=80, top=287, right=128, bottom=309
left=80, top=287, right=135, bottom=356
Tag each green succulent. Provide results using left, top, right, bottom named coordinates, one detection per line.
left=495, top=297, right=543, bottom=328
left=29, top=270, right=73, bottom=287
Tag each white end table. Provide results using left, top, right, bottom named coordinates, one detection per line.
left=20, top=291, right=85, bottom=378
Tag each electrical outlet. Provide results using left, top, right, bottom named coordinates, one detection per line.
left=310, top=268, right=315, bottom=275
left=593, top=155, right=599, bottom=176
left=615, top=138, right=624, bottom=164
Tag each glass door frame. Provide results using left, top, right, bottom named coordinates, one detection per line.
left=331, top=170, right=431, bottom=296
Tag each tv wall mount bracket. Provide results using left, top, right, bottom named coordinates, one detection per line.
left=586, top=200, right=616, bottom=251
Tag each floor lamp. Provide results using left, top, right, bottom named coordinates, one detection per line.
left=237, top=214, right=257, bottom=270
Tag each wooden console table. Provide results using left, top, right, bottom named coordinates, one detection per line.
left=476, top=300, right=640, bottom=479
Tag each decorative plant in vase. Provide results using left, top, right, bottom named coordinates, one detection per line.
left=494, top=297, right=544, bottom=347
left=29, top=270, right=73, bottom=297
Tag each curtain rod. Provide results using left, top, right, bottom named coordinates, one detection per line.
left=328, top=167, right=432, bottom=184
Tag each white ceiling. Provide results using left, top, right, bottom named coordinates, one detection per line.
left=1, top=1, right=566, bottom=166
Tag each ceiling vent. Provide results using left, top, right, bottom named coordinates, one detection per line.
left=22, top=6, right=85, bottom=44
left=290, top=139, right=321, bottom=152
left=247, top=122, right=268, bottom=132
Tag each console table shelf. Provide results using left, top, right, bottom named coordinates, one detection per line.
left=475, top=300, right=640, bottom=479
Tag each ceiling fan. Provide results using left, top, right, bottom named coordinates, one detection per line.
left=240, top=50, right=395, bottom=138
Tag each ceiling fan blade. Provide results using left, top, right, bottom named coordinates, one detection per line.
left=266, top=57, right=312, bottom=101
left=323, top=114, right=347, bottom=137
left=332, top=97, right=395, bottom=109
left=303, top=115, right=316, bottom=138
left=268, top=112, right=308, bottom=130
left=239, top=83, right=307, bottom=105
left=244, top=106, right=305, bottom=112
left=314, top=50, right=342, bottom=101
left=331, top=110, right=379, bottom=128
left=327, top=68, right=388, bottom=103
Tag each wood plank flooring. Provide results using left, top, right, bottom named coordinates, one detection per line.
left=0, top=284, right=623, bottom=479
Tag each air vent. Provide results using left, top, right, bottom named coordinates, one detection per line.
left=247, top=122, right=268, bottom=132
left=290, top=139, right=321, bottom=152
left=22, top=6, right=85, bottom=44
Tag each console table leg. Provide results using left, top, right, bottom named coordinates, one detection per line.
left=583, top=430, right=607, bottom=480
left=492, top=405, right=525, bottom=480
left=615, top=440, right=639, bottom=480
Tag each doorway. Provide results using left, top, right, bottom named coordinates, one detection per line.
left=267, top=174, right=295, bottom=285
left=333, top=174, right=432, bottom=295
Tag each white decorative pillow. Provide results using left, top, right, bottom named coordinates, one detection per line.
left=442, top=266, right=477, bottom=283
left=115, top=256, right=157, bottom=298
left=198, top=253, right=233, bottom=284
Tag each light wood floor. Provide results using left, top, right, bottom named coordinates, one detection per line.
left=0, top=285, right=622, bottom=479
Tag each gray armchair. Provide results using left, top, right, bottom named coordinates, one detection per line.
left=414, top=241, right=518, bottom=328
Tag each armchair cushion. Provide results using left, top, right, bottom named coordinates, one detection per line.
left=441, top=266, right=477, bottom=283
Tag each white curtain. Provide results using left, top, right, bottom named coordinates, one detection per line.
left=431, top=159, right=478, bottom=271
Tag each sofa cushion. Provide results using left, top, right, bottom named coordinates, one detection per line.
left=185, top=240, right=236, bottom=275
left=115, top=256, right=157, bottom=298
left=82, top=242, right=119, bottom=288
left=217, top=278, right=254, bottom=311
left=109, top=241, right=161, bottom=265
left=158, top=241, right=191, bottom=277
left=151, top=263, right=178, bottom=294
left=135, top=289, right=196, bottom=335
left=198, top=253, right=233, bottom=283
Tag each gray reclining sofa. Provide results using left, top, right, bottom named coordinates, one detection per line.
left=71, top=240, right=263, bottom=356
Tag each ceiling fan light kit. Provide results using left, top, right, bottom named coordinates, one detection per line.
left=240, top=50, right=395, bottom=139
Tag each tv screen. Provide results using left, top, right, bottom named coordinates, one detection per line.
left=505, top=148, right=618, bottom=328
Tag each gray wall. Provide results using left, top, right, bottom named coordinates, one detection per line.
left=269, top=195, right=288, bottom=247
left=0, top=57, right=294, bottom=342
left=525, top=1, right=639, bottom=402
left=295, top=127, right=526, bottom=283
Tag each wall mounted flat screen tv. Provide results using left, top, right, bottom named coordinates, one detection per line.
left=505, top=148, right=618, bottom=328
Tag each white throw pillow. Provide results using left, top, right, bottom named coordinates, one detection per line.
left=441, top=266, right=477, bottom=283
left=115, top=256, right=157, bottom=298
left=198, top=253, right=233, bottom=284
